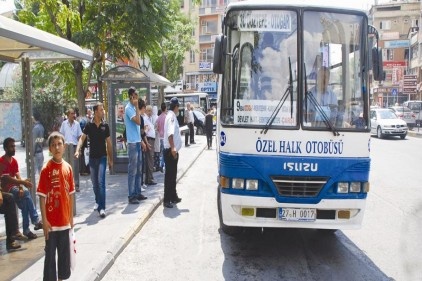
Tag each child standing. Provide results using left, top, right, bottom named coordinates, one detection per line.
left=37, top=132, right=75, bottom=281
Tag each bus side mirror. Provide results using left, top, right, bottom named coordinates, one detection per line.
left=213, top=34, right=227, bottom=74
left=372, top=47, right=384, bottom=82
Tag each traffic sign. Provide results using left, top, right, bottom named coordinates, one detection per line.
left=392, top=88, right=398, bottom=96
left=404, top=81, right=417, bottom=86
left=404, top=75, right=417, bottom=80
left=403, top=87, right=417, bottom=93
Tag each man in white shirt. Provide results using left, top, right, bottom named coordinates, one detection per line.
left=143, top=105, right=157, bottom=185
left=60, top=108, right=82, bottom=191
left=163, top=97, right=182, bottom=208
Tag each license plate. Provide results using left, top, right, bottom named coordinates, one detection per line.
left=279, top=208, right=316, bottom=222
left=393, top=129, right=402, bottom=133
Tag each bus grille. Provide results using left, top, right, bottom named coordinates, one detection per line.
left=271, top=176, right=329, bottom=197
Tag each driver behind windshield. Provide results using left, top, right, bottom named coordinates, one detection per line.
left=307, top=66, right=338, bottom=126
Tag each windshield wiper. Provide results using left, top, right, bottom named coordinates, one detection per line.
left=304, top=65, right=340, bottom=136
left=261, top=57, right=294, bottom=134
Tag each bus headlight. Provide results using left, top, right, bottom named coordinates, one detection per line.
left=349, top=182, right=361, bottom=193
left=232, top=178, right=244, bottom=189
left=337, top=182, right=349, bottom=193
left=363, top=182, right=370, bottom=193
left=220, top=176, right=230, bottom=189
left=246, top=179, right=258, bottom=190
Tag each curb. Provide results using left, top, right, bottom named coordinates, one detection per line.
left=408, top=130, right=422, bottom=138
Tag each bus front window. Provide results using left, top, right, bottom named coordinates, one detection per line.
left=303, top=11, right=367, bottom=130
left=221, top=10, right=298, bottom=128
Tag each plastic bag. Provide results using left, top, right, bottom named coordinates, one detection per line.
left=69, top=228, right=76, bottom=271
left=84, top=149, right=89, bottom=166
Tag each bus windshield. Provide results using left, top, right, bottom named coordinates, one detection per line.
left=221, top=9, right=298, bottom=127
left=303, top=11, right=366, bottom=130
left=220, top=9, right=368, bottom=131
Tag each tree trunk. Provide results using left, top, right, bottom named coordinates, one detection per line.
left=72, top=60, right=85, bottom=116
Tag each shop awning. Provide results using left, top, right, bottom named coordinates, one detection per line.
left=0, top=15, right=92, bottom=62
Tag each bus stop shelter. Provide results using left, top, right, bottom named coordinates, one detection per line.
left=101, top=65, right=172, bottom=173
left=0, top=15, right=92, bottom=209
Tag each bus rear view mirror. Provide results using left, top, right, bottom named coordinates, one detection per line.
left=213, top=34, right=227, bottom=74
left=372, top=47, right=384, bottom=81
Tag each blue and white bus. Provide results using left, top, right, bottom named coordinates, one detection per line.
left=213, top=1, right=384, bottom=234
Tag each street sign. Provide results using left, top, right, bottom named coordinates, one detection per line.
left=404, top=75, right=417, bottom=80
left=403, top=87, right=417, bottom=93
left=403, top=75, right=418, bottom=94
left=392, top=88, right=398, bottom=96
left=404, top=81, right=417, bottom=86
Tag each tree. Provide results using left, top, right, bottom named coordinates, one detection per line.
left=148, top=2, right=196, bottom=104
left=16, top=0, right=186, bottom=114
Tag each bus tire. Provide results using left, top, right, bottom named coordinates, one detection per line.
left=217, top=188, right=242, bottom=236
left=318, top=229, right=337, bottom=235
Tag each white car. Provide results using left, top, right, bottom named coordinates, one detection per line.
left=370, top=108, right=408, bottom=139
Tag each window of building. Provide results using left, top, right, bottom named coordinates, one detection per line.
left=382, top=49, right=394, bottom=61
left=412, top=19, right=419, bottom=27
left=201, top=20, right=218, bottom=35
left=200, top=47, right=214, bottom=63
left=380, top=20, right=391, bottom=30
left=190, top=50, right=195, bottom=63
left=201, top=0, right=217, bottom=8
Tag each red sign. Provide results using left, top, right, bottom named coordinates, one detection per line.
left=383, top=61, right=406, bottom=68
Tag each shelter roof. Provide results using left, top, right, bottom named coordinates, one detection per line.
left=0, top=15, right=92, bottom=62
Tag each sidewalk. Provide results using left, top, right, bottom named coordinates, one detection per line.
left=408, top=128, right=422, bottom=138
left=0, top=136, right=207, bottom=281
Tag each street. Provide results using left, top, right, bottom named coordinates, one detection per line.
left=102, top=134, right=422, bottom=281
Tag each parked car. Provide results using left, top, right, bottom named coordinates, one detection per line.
left=370, top=108, right=408, bottom=139
left=403, top=100, right=422, bottom=126
left=388, top=106, right=416, bottom=129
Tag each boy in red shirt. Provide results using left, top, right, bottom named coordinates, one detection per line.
left=37, top=132, right=75, bottom=281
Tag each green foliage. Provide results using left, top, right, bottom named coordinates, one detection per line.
left=148, top=1, right=196, bottom=81
left=15, top=0, right=196, bottom=111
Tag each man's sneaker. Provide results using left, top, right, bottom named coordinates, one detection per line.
left=6, top=241, right=21, bottom=251
left=147, top=181, right=157, bottom=185
left=137, top=194, right=148, bottom=201
left=128, top=197, right=139, bottom=204
left=24, top=231, right=37, bottom=240
left=12, top=232, right=27, bottom=241
left=99, top=209, right=106, bottom=218
left=141, top=186, right=146, bottom=192
left=94, top=203, right=99, bottom=211
left=163, top=202, right=173, bottom=208
left=34, top=221, right=43, bottom=231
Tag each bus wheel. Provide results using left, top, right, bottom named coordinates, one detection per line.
left=217, top=188, right=242, bottom=236
left=317, top=229, right=337, bottom=235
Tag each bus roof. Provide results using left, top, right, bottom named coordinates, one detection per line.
left=226, top=0, right=366, bottom=14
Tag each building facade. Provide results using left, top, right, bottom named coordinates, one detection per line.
left=369, top=0, right=421, bottom=106
left=182, top=0, right=234, bottom=107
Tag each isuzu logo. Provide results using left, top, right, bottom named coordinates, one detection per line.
left=283, top=162, right=318, bottom=172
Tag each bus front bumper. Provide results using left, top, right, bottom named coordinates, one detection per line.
left=220, top=193, right=366, bottom=230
